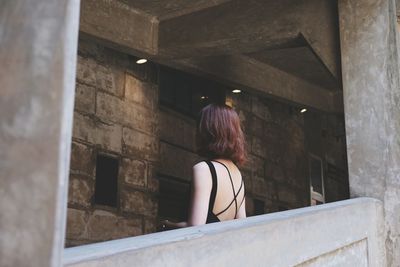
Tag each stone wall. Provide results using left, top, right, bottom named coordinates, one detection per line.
left=227, top=91, right=349, bottom=214
left=66, top=39, right=159, bottom=247
left=227, top=92, right=309, bottom=213
left=66, top=38, right=349, bottom=247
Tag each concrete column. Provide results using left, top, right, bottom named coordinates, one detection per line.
left=339, top=0, right=400, bottom=265
left=0, top=1, right=80, bottom=267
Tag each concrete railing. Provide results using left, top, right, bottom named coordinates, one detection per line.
left=64, top=198, right=385, bottom=267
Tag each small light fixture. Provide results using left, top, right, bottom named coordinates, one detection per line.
left=200, top=95, right=207, bottom=100
left=136, top=58, right=147, bottom=64
left=232, top=89, right=241, bottom=94
left=300, top=108, right=307, bottom=113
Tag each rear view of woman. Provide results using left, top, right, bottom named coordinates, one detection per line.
left=163, top=103, right=247, bottom=229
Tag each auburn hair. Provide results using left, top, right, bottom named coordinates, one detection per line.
left=197, top=103, right=247, bottom=166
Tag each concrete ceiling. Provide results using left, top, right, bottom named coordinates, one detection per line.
left=247, top=46, right=340, bottom=91
left=79, top=0, right=343, bottom=113
left=119, top=0, right=230, bottom=20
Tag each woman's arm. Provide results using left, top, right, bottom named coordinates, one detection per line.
left=161, top=162, right=212, bottom=229
left=235, top=197, right=246, bottom=219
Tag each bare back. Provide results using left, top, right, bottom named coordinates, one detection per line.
left=210, top=159, right=246, bottom=221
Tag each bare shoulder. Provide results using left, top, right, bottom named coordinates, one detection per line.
left=193, top=161, right=209, bottom=171
left=192, top=161, right=212, bottom=187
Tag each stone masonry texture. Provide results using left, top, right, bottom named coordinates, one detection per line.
left=66, top=38, right=349, bottom=246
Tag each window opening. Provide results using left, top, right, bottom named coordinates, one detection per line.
left=253, top=199, right=265, bottom=215
left=309, top=154, right=325, bottom=205
left=94, top=154, right=119, bottom=207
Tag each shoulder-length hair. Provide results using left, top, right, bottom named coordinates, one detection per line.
left=197, top=103, right=247, bottom=166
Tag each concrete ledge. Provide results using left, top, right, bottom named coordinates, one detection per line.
left=64, top=198, right=385, bottom=266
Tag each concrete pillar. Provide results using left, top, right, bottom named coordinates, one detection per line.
left=0, top=1, right=80, bottom=267
left=339, top=0, right=400, bottom=265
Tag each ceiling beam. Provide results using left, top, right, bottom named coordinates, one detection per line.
left=158, top=0, right=341, bottom=79
left=79, top=0, right=158, bottom=55
left=169, top=55, right=342, bottom=113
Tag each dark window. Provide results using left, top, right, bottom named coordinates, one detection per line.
left=158, top=175, right=191, bottom=221
left=159, top=66, right=226, bottom=117
left=94, top=154, right=119, bottom=207
left=310, top=156, right=323, bottom=194
left=253, top=199, right=265, bottom=215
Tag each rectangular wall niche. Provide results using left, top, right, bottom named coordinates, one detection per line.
left=253, top=199, right=265, bottom=215
left=94, top=154, right=119, bottom=207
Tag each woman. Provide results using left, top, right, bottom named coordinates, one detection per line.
left=163, top=103, right=247, bottom=229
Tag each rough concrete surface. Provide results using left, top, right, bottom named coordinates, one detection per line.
left=0, top=0, right=80, bottom=266
left=63, top=198, right=385, bottom=267
left=339, top=0, right=400, bottom=266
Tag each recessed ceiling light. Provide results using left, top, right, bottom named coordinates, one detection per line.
left=232, top=89, right=241, bottom=94
left=136, top=58, right=147, bottom=64
left=300, top=108, right=307, bottom=113
left=200, top=96, right=207, bottom=100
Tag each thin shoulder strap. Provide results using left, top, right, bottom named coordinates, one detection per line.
left=213, top=160, right=240, bottom=217
left=204, top=160, right=218, bottom=214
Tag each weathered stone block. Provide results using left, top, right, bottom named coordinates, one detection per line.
left=76, top=55, right=124, bottom=97
left=252, top=176, right=267, bottom=197
left=73, top=112, right=122, bottom=152
left=252, top=96, right=272, bottom=121
left=183, top=122, right=197, bottom=151
left=243, top=154, right=264, bottom=178
left=159, top=109, right=197, bottom=151
left=125, top=73, right=158, bottom=110
left=147, top=177, right=159, bottom=193
left=66, top=208, right=88, bottom=240
left=264, top=122, right=281, bottom=145
left=96, top=92, right=158, bottom=135
left=249, top=114, right=264, bottom=138
left=159, top=110, right=185, bottom=144
left=147, top=164, right=159, bottom=192
left=87, top=210, right=142, bottom=241
left=121, top=190, right=157, bottom=217
left=266, top=180, right=278, bottom=201
left=70, top=141, right=94, bottom=176
left=278, top=186, right=298, bottom=205
left=120, top=158, right=147, bottom=187
left=144, top=217, right=157, bottom=234
left=272, top=164, right=286, bottom=183
left=95, top=64, right=123, bottom=97
left=236, top=109, right=251, bottom=134
left=159, top=141, right=200, bottom=181
left=68, top=175, right=93, bottom=208
left=264, top=160, right=274, bottom=179
left=251, top=136, right=266, bottom=158
left=122, top=127, right=159, bottom=162
left=95, top=91, right=123, bottom=122
left=76, top=56, right=97, bottom=86
left=75, top=82, right=95, bottom=114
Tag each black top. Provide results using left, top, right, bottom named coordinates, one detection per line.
left=203, top=160, right=245, bottom=224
